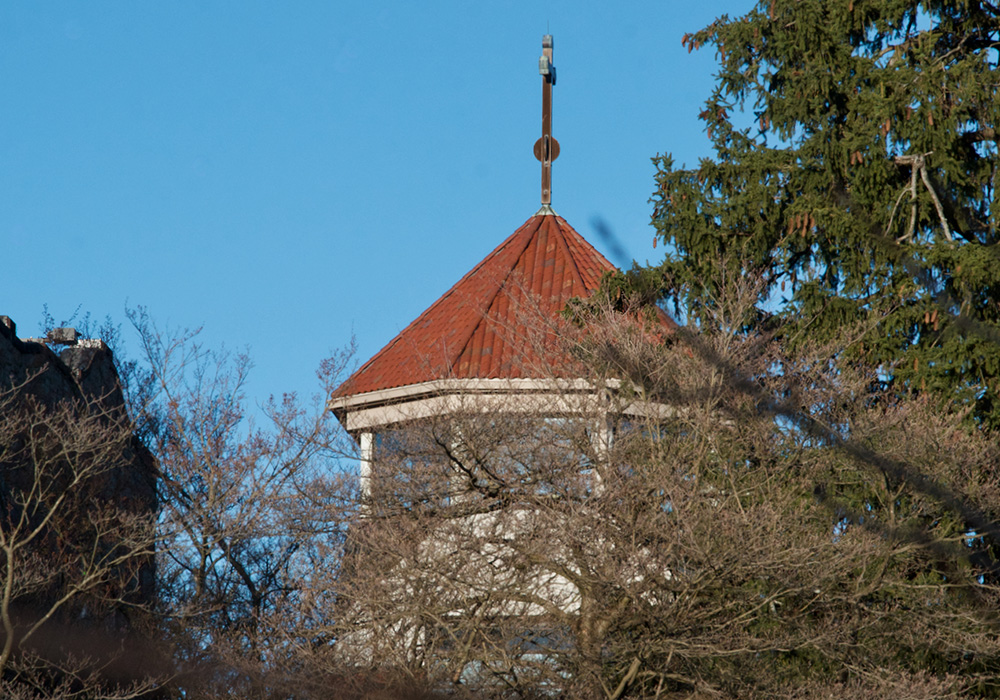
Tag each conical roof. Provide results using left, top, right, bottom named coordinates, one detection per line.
left=333, top=212, right=619, bottom=400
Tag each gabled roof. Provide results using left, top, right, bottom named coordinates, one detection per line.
left=333, top=213, right=619, bottom=400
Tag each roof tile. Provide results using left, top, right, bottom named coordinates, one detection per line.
left=333, top=214, right=630, bottom=398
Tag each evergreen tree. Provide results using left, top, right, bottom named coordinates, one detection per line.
left=650, top=0, right=1000, bottom=426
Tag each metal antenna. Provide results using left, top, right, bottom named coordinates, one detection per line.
left=534, top=34, right=559, bottom=207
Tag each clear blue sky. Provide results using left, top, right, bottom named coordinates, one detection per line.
left=2, top=1, right=750, bottom=407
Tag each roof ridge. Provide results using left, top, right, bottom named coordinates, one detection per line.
left=560, top=216, right=615, bottom=279
left=333, top=216, right=543, bottom=396
left=446, top=217, right=543, bottom=376
left=551, top=216, right=588, bottom=294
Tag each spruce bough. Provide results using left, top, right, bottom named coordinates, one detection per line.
left=651, top=0, right=1000, bottom=426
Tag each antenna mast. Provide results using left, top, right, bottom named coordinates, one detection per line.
left=534, top=34, right=560, bottom=207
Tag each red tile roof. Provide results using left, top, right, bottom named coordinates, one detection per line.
left=333, top=213, right=626, bottom=399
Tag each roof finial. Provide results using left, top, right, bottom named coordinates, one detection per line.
left=534, top=34, right=559, bottom=212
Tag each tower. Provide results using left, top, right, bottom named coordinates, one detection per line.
left=327, top=38, right=676, bottom=691
left=329, top=36, right=673, bottom=504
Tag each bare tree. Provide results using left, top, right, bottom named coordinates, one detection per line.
left=26, top=285, right=989, bottom=699
left=306, top=281, right=1000, bottom=699
left=0, top=341, right=160, bottom=698
left=126, top=309, right=357, bottom=697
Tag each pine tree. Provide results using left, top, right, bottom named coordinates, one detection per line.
left=650, top=0, right=1000, bottom=426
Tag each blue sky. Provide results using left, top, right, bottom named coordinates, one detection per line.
left=2, top=1, right=751, bottom=407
